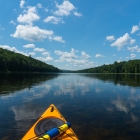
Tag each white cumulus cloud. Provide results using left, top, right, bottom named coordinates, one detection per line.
left=111, top=33, right=131, bottom=50
left=34, top=48, right=45, bottom=52
left=54, top=49, right=94, bottom=67
left=11, top=25, right=54, bottom=42
left=17, top=6, right=40, bottom=25
left=95, top=54, right=104, bottom=58
left=54, top=48, right=78, bottom=62
left=81, top=51, right=90, bottom=59
left=42, top=52, right=50, bottom=56
left=130, top=53, right=136, bottom=59
left=37, top=4, right=42, bottom=8
left=20, top=0, right=25, bottom=8
left=73, top=11, right=82, bottom=17
left=127, top=45, right=140, bottom=52
left=131, top=25, right=139, bottom=34
left=61, top=48, right=77, bottom=59
left=46, top=56, right=53, bottom=61
left=36, top=56, right=53, bottom=62
left=52, top=36, right=65, bottom=43
left=70, top=59, right=91, bottom=66
left=23, top=44, right=35, bottom=48
left=55, top=48, right=77, bottom=61
left=106, top=35, right=115, bottom=41
left=54, top=50, right=64, bottom=55
left=11, top=25, right=65, bottom=43
left=44, top=16, right=64, bottom=24
left=130, top=39, right=136, bottom=44
left=53, top=0, right=75, bottom=16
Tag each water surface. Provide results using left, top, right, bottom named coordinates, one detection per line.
left=0, top=73, right=140, bottom=140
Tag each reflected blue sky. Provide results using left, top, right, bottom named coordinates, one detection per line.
left=0, top=74, right=140, bottom=139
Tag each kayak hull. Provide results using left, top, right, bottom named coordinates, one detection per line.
left=22, top=104, right=78, bottom=140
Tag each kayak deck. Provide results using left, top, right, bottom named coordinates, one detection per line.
left=22, top=104, right=78, bottom=140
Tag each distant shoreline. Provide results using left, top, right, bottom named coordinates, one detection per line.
left=0, top=72, right=140, bottom=74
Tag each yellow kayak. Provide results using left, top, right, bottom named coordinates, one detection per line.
left=22, top=104, right=78, bottom=140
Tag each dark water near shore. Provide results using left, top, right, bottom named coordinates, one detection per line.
left=0, top=73, right=140, bottom=140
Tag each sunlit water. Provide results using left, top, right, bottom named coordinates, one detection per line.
left=0, top=73, right=140, bottom=140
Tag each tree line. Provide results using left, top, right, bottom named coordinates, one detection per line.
left=76, top=60, right=140, bottom=73
left=0, top=48, right=61, bottom=72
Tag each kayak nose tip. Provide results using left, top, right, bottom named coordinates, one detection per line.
left=66, top=122, right=71, bottom=128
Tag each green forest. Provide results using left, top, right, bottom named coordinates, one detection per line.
left=76, top=60, right=140, bottom=73
left=0, top=48, right=60, bottom=72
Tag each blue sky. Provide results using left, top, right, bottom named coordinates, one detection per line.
left=0, top=0, right=140, bottom=70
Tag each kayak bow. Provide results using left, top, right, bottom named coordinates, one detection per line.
left=22, top=104, right=78, bottom=140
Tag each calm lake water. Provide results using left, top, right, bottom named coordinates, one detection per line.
left=0, top=73, right=140, bottom=140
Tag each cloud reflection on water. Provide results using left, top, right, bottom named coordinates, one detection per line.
left=53, top=76, right=95, bottom=97
left=112, top=96, right=129, bottom=114
left=9, top=104, right=46, bottom=139
left=95, top=88, right=102, bottom=93
left=11, top=104, right=43, bottom=121
left=130, top=88, right=136, bottom=94
left=106, top=106, right=114, bottom=112
left=131, top=113, right=139, bottom=122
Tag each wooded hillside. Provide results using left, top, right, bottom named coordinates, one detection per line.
left=76, top=60, right=140, bottom=73
left=0, top=48, right=60, bottom=72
